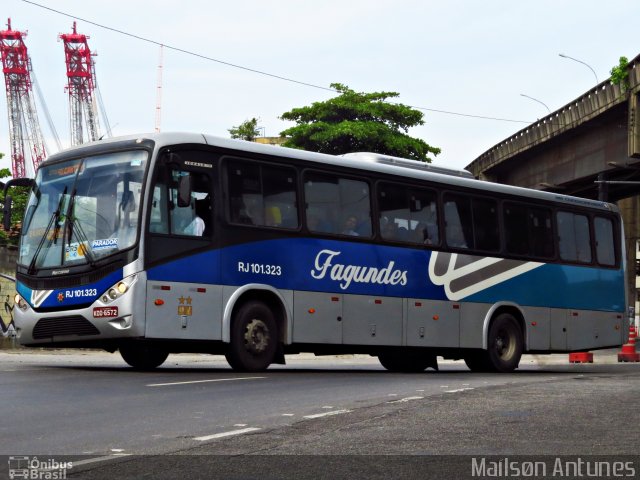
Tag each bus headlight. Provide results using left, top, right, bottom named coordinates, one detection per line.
left=14, top=293, right=28, bottom=311
left=101, top=276, right=135, bottom=304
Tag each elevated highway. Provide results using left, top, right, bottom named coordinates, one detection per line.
left=468, top=53, right=640, bottom=202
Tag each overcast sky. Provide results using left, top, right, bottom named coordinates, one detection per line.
left=1, top=0, right=639, bottom=175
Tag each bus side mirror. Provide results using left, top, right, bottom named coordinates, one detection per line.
left=3, top=195, right=12, bottom=232
left=177, top=174, right=192, bottom=208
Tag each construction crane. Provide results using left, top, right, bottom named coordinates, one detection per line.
left=0, top=18, right=47, bottom=178
left=60, top=21, right=103, bottom=146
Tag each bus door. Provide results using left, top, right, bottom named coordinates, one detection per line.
left=145, top=151, right=222, bottom=340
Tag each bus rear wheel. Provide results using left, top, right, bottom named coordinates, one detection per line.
left=465, top=313, right=523, bottom=373
left=378, top=350, right=438, bottom=372
left=120, top=343, right=169, bottom=370
left=225, top=300, right=278, bottom=372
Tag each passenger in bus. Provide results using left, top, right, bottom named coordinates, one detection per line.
left=265, top=206, right=282, bottom=227
left=341, top=215, right=360, bottom=236
left=184, top=200, right=208, bottom=236
left=381, top=218, right=398, bottom=240
left=414, top=223, right=434, bottom=245
left=185, top=213, right=205, bottom=236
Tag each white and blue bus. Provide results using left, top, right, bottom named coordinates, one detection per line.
left=4, top=133, right=630, bottom=372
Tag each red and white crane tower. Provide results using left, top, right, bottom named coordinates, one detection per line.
left=0, top=18, right=47, bottom=178
left=60, top=22, right=102, bottom=146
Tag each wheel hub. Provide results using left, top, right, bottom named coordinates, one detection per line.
left=495, top=330, right=514, bottom=359
left=243, top=319, right=270, bottom=354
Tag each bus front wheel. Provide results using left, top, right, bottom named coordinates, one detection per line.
left=225, top=300, right=278, bottom=372
left=120, top=343, right=169, bottom=370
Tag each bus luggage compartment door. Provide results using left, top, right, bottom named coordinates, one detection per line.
left=293, top=291, right=342, bottom=344
left=145, top=281, right=223, bottom=340
left=342, top=295, right=403, bottom=346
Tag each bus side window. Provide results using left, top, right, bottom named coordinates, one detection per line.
left=472, top=197, right=499, bottom=252
left=227, top=160, right=298, bottom=229
left=594, top=216, right=615, bottom=266
left=304, top=173, right=371, bottom=238
left=444, top=194, right=471, bottom=249
left=150, top=185, right=169, bottom=234
left=411, top=188, right=439, bottom=245
left=149, top=163, right=212, bottom=237
left=557, top=211, right=592, bottom=263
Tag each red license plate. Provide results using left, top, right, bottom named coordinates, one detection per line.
left=93, top=306, right=118, bottom=318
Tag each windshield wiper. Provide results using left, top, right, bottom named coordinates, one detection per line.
left=65, top=188, right=96, bottom=267
left=27, top=186, right=67, bottom=275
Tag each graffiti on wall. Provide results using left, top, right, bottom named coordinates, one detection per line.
left=0, top=282, right=15, bottom=337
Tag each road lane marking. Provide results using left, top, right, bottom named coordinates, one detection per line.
left=444, top=387, right=475, bottom=393
left=303, top=409, right=352, bottom=419
left=195, top=427, right=261, bottom=441
left=73, top=454, right=133, bottom=468
left=387, top=396, right=424, bottom=404
left=146, top=376, right=265, bottom=387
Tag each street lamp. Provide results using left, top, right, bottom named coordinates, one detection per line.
left=520, top=94, right=551, bottom=115
left=559, top=53, right=599, bottom=84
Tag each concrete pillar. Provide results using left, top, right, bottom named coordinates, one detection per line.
left=618, top=196, right=640, bottom=314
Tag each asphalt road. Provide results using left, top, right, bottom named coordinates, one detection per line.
left=1, top=350, right=639, bottom=479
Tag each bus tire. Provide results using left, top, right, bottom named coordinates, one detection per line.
left=487, top=313, right=523, bottom=372
left=120, top=343, right=168, bottom=370
left=378, top=351, right=438, bottom=372
left=463, top=351, right=492, bottom=372
left=225, top=300, right=278, bottom=372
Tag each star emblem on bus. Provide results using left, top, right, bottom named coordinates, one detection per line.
left=57, top=292, right=64, bottom=303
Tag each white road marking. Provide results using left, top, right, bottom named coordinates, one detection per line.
left=194, top=427, right=261, bottom=441
left=322, top=405, right=334, bottom=409
left=303, top=409, right=352, bottom=419
left=444, top=388, right=475, bottom=393
left=146, top=376, right=265, bottom=387
left=387, top=396, right=424, bottom=404
left=234, top=424, right=248, bottom=427
left=282, top=413, right=295, bottom=417
left=73, top=454, right=133, bottom=468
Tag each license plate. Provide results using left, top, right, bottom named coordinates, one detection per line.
left=93, top=306, right=118, bottom=318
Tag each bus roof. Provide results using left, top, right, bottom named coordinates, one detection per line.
left=42, top=132, right=618, bottom=214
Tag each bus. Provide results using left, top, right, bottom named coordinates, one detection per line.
left=3, top=133, right=630, bottom=373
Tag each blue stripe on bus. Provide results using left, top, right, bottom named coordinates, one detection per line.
left=146, top=238, right=625, bottom=312
left=18, top=269, right=124, bottom=309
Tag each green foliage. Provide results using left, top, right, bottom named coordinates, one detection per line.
left=279, top=83, right=440, bottom=162
left=228, top=117, right=261, bottom=141
left=610, top=56, right=630, bottom=92
left=0, top=165, right=29, bottom=245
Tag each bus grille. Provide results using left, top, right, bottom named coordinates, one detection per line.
left=33, top=316, right=100, bottom=339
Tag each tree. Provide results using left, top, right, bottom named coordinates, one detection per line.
left=228, top=117, right=261, bottom=141
left=0, top=164, right=29, bottom=245
left=610, top=56, right=630, bottom=93
left=279, top=83, right=440, bottom=162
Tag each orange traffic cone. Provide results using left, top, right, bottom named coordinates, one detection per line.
left=569, top=351, right=593, bottom=363
left=618, top=325, right=640, bottom=362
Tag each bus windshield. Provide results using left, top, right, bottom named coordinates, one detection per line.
left=18, top=149, right=148, bottom=270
